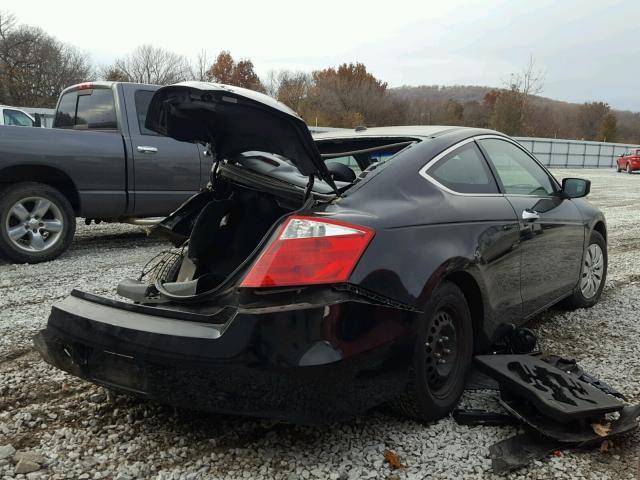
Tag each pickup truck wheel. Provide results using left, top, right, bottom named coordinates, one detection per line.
left=0, top=182, right=76, bottom=263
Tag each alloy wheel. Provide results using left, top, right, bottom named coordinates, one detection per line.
left=5, top=196, right=64, bottom=252
left=580, top=243, right=604, bottom=299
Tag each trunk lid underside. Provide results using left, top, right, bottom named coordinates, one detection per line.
left=145, top=81, right=335, bottom=187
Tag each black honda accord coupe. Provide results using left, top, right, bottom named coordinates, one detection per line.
left=36, top=82, right=607, bottom=424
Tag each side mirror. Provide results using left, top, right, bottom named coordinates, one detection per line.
left=562, top=178, right=590, bottom=198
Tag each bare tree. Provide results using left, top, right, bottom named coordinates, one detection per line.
left=189, top=50, right=210, bottom=82
left=104, top=45, right=190, bottom=85
left=489, top=56, right=545, bottom=135
left=275, top=70, right=312, bottom=112
left=0, top=10, right=93, bottom=107
left=263, top=69, right=281, bottom=97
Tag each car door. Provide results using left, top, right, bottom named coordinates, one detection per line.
left=126, top=88, right=203, bottom=217
left=422, top=140, right=523, bottom=327
left=477, top=137, right=585, bottom=317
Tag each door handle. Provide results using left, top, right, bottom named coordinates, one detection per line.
left=137, top=146, right=158, bottom=154
left=522, top=209, right=540, bottom=222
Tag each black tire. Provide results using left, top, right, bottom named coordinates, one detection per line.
left=0, top=182, right=76, bottom=263
left=147, top=250, right=183, bottom=284
left=564, top=230, right=607, bottom=309
left=627, top=163, right=633, bottom=174
left=390, top=281, right=473, bottom=421
left=616, top=165, right=621, bottom=173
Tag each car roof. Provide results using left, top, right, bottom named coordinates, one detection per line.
left=312, top=125, right=501, bottom=140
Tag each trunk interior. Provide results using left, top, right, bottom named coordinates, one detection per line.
left=157, top=183, right=292, bottom=297
left=119, top=138, right=419, bottom=304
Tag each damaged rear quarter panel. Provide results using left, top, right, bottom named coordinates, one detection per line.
left=324, top=135, right=523, bottom=347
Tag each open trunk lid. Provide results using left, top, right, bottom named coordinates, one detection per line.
left=145, top=82, right=335, bottom=187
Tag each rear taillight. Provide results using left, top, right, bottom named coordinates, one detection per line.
left=240, top=216, right=374, bottom=288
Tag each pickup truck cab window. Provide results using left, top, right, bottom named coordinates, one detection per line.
left=478, top=138, right=555, bottom=196
left=3, top=109, right=34, bottom=127
left=134, top=90, right=160, bottom=136
left=54, top=88, right=117, bottom=130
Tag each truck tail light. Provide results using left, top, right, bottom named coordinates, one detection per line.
left=240, top=216, right=374, bottom=288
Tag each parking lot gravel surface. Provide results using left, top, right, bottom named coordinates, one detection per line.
left=0, top=169, right=639, bottom=480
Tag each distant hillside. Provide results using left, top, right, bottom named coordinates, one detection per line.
left=393, top=85, right=494, bottom=104
left=390, top=85, right=640, bottom=144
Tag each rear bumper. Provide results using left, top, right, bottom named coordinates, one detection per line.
left=35, top=290, right=412, bottom=423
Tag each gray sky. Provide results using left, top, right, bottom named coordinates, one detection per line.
left=8, top=0, right=640, bottom=111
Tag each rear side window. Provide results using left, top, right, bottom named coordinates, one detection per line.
left=54, top=88, right=117, bottom=130
left=426, top=142, right=498, bottom=194
left=134, top=90, right=159, bottom=135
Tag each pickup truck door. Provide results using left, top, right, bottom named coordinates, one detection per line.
left=123, top=87, right=203, bottom=217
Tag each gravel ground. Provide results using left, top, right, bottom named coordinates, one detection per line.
left=1, top=169, right=639, bottom=480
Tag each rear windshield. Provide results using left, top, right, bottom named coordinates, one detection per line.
left=54, top=88, right=117, bottom=130
left=317, top=137, right=418, bottom=179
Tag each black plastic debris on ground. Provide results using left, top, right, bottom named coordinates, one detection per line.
left=458, top=353, right=640, bottom=474
left=475, top=355, right=624, bottom=422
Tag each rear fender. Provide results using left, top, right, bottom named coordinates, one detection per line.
left=416, top=258, right=494, bottom=350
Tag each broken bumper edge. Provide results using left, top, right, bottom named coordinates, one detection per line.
left=34, top=291, right=412, bottom=424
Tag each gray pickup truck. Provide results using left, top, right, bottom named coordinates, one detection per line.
left=0, top=82, right=209, bottom=263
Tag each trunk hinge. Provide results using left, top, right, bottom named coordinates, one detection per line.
left=205, top=141, right=221, bottom=190
left=304, top=174, right=341, bottom=204
left=303, top=175, right=315, bottom=202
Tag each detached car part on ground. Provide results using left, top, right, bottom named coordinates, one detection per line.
left=36, top=82, right=609, bottom=424
left=458, top=350, right=640, bottom=474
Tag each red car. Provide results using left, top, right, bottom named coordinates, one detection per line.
left=616, top=148, right=640, bottom=173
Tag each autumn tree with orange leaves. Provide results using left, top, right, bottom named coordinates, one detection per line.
left=206, top=51, right=264, bottom=92
left=300, top=63, right=403, bottom=127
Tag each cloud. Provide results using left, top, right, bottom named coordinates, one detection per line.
left=7, top=0, right=640, bottom=110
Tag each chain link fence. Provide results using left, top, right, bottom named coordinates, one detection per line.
left=512, top=137, right=638, bottom=168
left=310, top=127, right=639, bottom=169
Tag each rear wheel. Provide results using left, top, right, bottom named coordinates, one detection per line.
left=0, top=182, right=75, bottom=263
left=564, top=230, right=607, bottom=309
left=390, top=281, right=473, bottom=421
left=627, top=163, right=633, bottom=174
